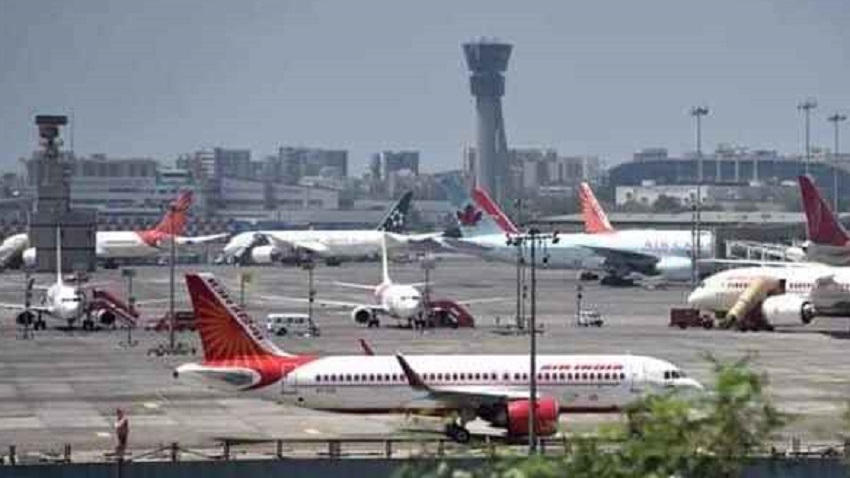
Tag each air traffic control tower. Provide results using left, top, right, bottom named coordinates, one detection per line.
left=463, top=40, right=512, bottom=205
left=30, top=115, right=97, bottom=272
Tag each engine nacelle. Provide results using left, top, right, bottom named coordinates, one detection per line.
left=16, top=310, right=35, bottom=326
left=22, top=247, right=36, bottom=268
left=761, top=294, right=816, bottom=327
left=656, top=256, right=692, bottom=282
left=96, top=309, right=116, bottom=326
left=251, top=245, right=281, bottom=264
left=505, top=397, right=560, bottom=437
left=351, top=307, right=373, bottom=326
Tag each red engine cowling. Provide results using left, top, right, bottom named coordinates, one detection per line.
left=96, top=309, right=116, bottom=326
left=506, top=397, right=560, bottom=437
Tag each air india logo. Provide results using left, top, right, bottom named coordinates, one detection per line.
left=456, top=204, right=483, bottom=226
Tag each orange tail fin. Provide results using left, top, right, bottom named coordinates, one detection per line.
left=153, top=191, right=193, bottom=236
left=578, top=182, right=614, bottom=234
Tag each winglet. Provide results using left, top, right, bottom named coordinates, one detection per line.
left=359, top=338, right=375, bottom=356
left=394, top=353, right=429, bottom=391
left=579, top=182, right=614, bottom=233
left=799, top=175, right=850, bottom=246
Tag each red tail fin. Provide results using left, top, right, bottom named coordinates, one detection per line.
left=471, top=187, right=519, bottom=234
left=578, top=182, right=614, bottom=234
left=153, top=191, right=193, bottom=235
left=799, top=175, right=849, bottom=246
left=185, top=273, right=287, bottom=362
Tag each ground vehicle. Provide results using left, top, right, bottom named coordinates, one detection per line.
left=669, top=308, right=714, bottom=329
left=577, top=309, right=604, bottom=327
left=265, top=313, right=317, bottom=336
left=145, top=310, right=196, bottom=332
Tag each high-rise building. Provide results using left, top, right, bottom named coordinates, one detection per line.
left=463, top=40, right=512, bottom=204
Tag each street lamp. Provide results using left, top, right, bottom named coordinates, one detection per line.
left=798, top=99, right=818, bottom=176
left=828, top=113, right=847, bottom=212
left=507, top=228, right=559, bottom=455
left=690, top=106, right=709, bottom=288
left=121, top=268, right=137, bottom=347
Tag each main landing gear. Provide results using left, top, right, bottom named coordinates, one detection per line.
left=444, top=421, right=471, bottom=443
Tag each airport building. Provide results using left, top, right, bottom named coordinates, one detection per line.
left=464, top=146, right=602, bottom=194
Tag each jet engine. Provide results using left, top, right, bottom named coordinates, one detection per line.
left=95, top=309, right=116, bottom=326
left=761, top=294, right=816, bottom=327
left=22, top=247, right=36, bottom=268
left=483, top=397, right=560, bottom=437
left=656, top=256, right=693, bottom=282
left=251, top=245, right=281, bottom=264
left=351, top=307, right=375, bottom=326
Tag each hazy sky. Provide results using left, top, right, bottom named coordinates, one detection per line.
left=1, top=0, right=848, bottom=174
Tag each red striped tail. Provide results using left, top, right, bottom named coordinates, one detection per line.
left=153, top=191, right=193, bottom=236
left=579, top=182, right=614, bottom=234
left=185, top=272, right=288, bottom=362
left=471, top=187, right=519, bottom=234
left=799, top=175, right=849, bottom=246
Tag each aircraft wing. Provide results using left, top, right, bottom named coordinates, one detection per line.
left=0, top=302, right=50, bottom=313
left=395, top=354, right=528, bottom=406
left=453, top=297, right=507, bottom=306
left=263, top=235, right=330, bottom=255
left=175, top=233, right=230, bottom=246
left=259, top=295, right=386, bottom=313
left=441, top=237, right=495, bottom=254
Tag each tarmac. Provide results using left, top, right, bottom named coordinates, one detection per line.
left=1, top=257, right=849, bottom=456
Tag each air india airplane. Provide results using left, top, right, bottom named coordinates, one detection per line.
left=22, top=191, right=226, bottom=268
left=175, top=272, right=702, bottom=442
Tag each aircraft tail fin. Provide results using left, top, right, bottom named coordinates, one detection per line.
left=153, top=191, right=193, bottom=236
left=579, top=182, right=614, bottom=233
left=376, top=191, right=413, bottom=233
left=438, top=176, right=504, bottom=237
left=185, top=272, right=290, bottom=362
left=471, top=187, right=519, bottom=234
left=799, top=175, right=849, bottom=246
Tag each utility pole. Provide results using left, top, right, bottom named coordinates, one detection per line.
left=122, top=268, right=136, bottom=347
left=798, top=99, right=818, bottom=176
left=168, top=204, right=176, bottom=352
left=828, top=113, right=847, bottom=212
left=513, top=198, right=526, bottom=331
left=690, top=106, right=709, bottom=288
left=507, top=228, right=559, bottom=455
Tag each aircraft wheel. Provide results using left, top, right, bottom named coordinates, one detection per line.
left=445, top=423, right=471, bottom=443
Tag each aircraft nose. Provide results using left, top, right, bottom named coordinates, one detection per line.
left=686, top=288, right=708, bottom=308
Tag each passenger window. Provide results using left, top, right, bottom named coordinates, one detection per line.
left=567, top=373, right=573, bottom=380
left=582, top=373, right=588, bottom=380
left=559, top=373, right=565, bottom=380
left=620, top=373, right=626, bottom=380
left=503, top=373, right=510, bottom=380
left=345, top=374, right=352, bottom=382
left=514, top=373, right=520, bottom=380
left=368, top=374, right=375, bottom=381
left=452, top=373, right=458, bottom=381
left=376, top=374, right=382, bottom=382
left=474, top=373, right=480, bottom=380
left=604, top=373, right=610, bottom=380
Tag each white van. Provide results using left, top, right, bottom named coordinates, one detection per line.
left=265, top=313, right=316, bottom=336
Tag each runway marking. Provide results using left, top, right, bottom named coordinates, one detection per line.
left=95, top=432, right=111, bottom=438
left=303, top=428, right=322, bottom=435
left=143, top=401, right=160, bottom=410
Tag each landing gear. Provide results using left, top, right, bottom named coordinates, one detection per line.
left=444, top=422, right=471, bottom=443
left=367, top=312, right=380, bottom=328
left=600, top=275, right=635, bottom=287
left=34, top=317, right=47, bottom=331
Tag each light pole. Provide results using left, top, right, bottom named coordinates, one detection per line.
left=513, top=199, right=526, bottom=331
left=122, top=268, right=136, bottom=347
left=507, top=228, right=559, bottom=455
left=828, top=113, right=847, bottom=212
left=690, top=106, right=709, bottom=288
left=798, top=99, right=818, bottom=176
left=168, top=204, right=176, bottom=352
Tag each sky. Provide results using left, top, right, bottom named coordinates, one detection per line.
left=1, top=0, right=849, bottom=174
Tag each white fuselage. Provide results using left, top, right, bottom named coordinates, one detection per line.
left=95, top=231, right=160, bottom=258
left=687, top=264, right=850, bottom=313
left=183, top=354, right=700, bottom=413
left=43, top=282, right=84, bottom=321
left=454, top=229, right=712, bottom=277
left=224, top=230, right=406, bottom=259
left=376, top=283, right=422, bottom=319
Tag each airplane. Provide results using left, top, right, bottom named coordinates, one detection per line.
left=0, top=228, right=103, bottom=330
left=222, top=191, right=414, bottom=265
left=22, top=191, right=227, bottom=268
left=682, top=261, right=850, bottom=330
left=798, top=175, right=850, bottom=265
left=174, top=271, right=702, bottom=442
left=0, top=233, right=29, bottom=270
left=437, top=177, right=713, bottom=285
